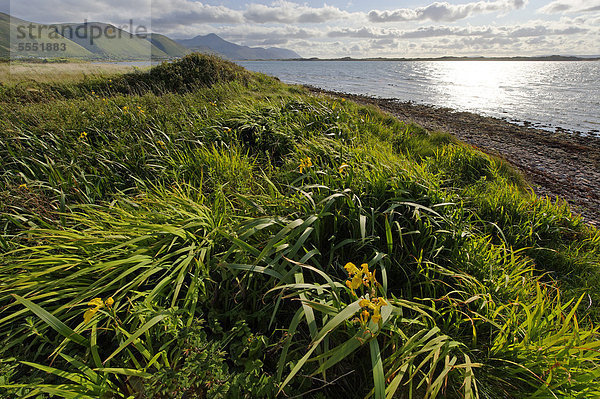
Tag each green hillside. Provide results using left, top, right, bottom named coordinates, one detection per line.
left=56, top=22, right=167, bottom=60
left=1, top=54, right=600, bottom=398
left=145, top=33, right=190, bottom=58
left=0, top=13, right=189, bottom=61
left=0, top=12, right=93, bottom=59
left=0, top=13, right=9, bottom=59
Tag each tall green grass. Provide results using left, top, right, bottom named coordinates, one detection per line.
left=1, top=53, right=599, bottom=398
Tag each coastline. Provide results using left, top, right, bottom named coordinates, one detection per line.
left=307, top=86, right=600, bottom=226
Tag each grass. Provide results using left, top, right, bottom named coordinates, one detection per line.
left=0, top=53, right=599, bottom=398
left=0, top=62, right=144, bottom=85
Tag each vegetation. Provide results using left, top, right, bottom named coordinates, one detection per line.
left=1, top=53, right=599, bottom=399
left=0, top=62, right=142, bottom=85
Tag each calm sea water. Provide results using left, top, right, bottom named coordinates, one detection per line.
left=238, top=60, right=600, bottom=136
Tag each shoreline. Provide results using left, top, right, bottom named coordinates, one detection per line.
left=307, top=86, right=600, bottom=226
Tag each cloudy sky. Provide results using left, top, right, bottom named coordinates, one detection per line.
left=2, top=0, right=600, bottom=57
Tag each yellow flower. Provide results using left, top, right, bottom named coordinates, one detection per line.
left=361, top=263, right=369, bottom=274
left=360, top=309, right=370, bottom=323
left=358, top=298, right=372, bottom=308
left=346, top=273, right=363, bottom=290
left=157, top=140, right=167, bottom=149
left=18, top=183, right=28, bottom=190
left=83, top=308, right=99, bottom=323
left=344, top=262, right=360, bottom=275
left=79, top=132, right=88, bottom=140
left=341, top=98, right=346, bottom=102
left=299, top=157, right=313, bottom=173
left=210, top=101, right=217, bottom=107
left=83, top=297, right=111, bottom=323
left=356, top=296, right=388, bottom=326
left=88, top=298, right=103, bottom=307
left=371, top=312, right=382, bottom=324
left=339, top=163, right=350, bottom=175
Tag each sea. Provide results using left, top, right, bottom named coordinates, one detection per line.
left=238, top=60, right=600, bottom=136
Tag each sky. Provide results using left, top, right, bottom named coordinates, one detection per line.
left=2, top=0, right=600, bottom=57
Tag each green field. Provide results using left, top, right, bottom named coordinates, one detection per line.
left=1, top=54, right=599, bottom=398
left=0, top=62, right=145, bottom=84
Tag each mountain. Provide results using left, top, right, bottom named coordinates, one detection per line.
left=0, top=13, right=299, bottom=61
left=0, top=12, right=94, bottom=59
left=0, top=13, right=188, bottom=60
left=176, top=33, right=301, bottom=60
left=145, top=33, right=190, bottom=59
left=0, top=12, right=10, bottom=58
left=56, top=22, right=161, bottom=59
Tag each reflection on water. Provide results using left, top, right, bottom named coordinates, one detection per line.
left=239, top=60, right=600, bottom=135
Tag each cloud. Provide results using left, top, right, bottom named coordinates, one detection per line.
left=151, top=0, right=243, bottom=29
left=399, top=26, right=494, bottom=38
left=243, top=0, right=353, bottom=24
left=8, top=0, right=353, bottom=27
left=327, top=24, right=583, bottom=40
left=368, top=0, right=527, bottom=22
left=538, top=0, right=600, bottom=14
left=216, top=25, right=320, bottom=45
left=369, top=38, right=397, bottom=50
left=9, top=0, right=152, bottom=24
left=505, top=26, right=588, bottom=37
left=327, top=27, right=396, bottom=39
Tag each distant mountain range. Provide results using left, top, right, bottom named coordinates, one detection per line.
left=176, top=33, right=301, bottom=60
left=0, top=12, right=301, bottom=61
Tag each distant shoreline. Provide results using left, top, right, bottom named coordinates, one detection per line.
left=257, top=55, right=600, bottom=62
left=4, top=54, right=600, bottom=64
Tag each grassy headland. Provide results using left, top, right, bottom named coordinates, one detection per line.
left=1, top=54, right=599, bottom=398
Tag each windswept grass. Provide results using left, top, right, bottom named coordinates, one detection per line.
left=0, top=62, right=141, bottom=85
left=1, top=53, right=599, bottom=398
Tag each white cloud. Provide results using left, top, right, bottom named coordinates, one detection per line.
left=151, top=0, right=244, bottom=29
left=538, top=0, right=600, bottom=14
left=243, top=0, right=355, bottom=24
left=327, top=24, right=584, bottom=40
left=368, top=0, right=527, bottom=22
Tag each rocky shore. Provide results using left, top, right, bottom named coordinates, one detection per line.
left=308, top=86, right=600, bottom=226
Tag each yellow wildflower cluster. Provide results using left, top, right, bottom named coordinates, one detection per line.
left=157, top=140, right=167, bottom=150
left=137, top=106, right=145, bottom=114
left=83, top=297, right=114, bottom=323
left=79, top=131, right=88, bottom=140
left=18, top=183, right=28, bottom=190
left=299, top=157, right=313, bottom=173
left=358, top=297, right=387, bottom=324
left=210, top=101, right=217, bottom=107
left=344, top=262, right=387, bottom=325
